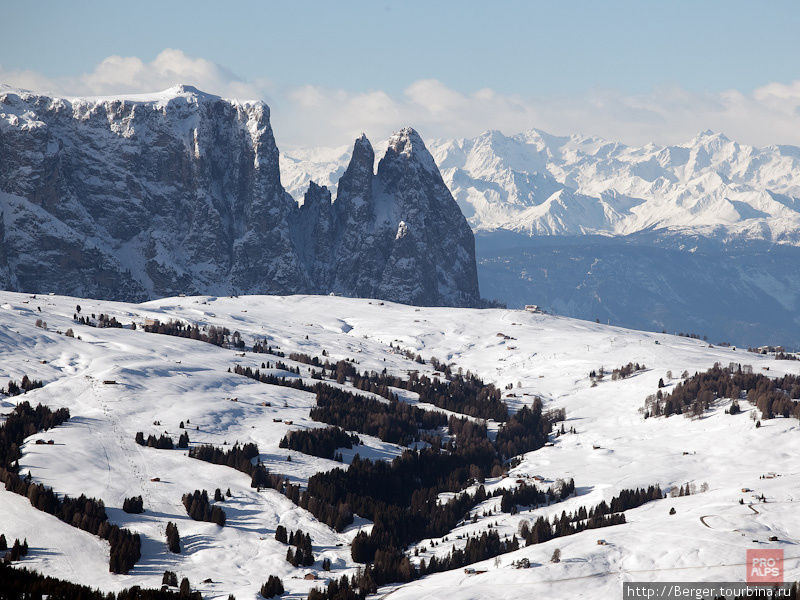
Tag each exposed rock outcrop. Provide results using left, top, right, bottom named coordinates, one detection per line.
left=0, top=85, right=480, bottom=306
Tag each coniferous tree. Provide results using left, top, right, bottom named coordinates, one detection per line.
left=182, top=489, right=226, bottom=526
left=260, top=575, right=284, bottom=598
left=166, top=522, right=181, bottom=553
left=275, top=525, right=288, bottom=544
left=179, top=578, right=191, bottom=600
left=122, top=496, right=144, bottom=514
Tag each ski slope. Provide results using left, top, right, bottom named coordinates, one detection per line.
left=1, top=291, right=798, bottom=599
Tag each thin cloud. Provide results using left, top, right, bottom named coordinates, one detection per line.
left=3, top=49, right=800, bottom=149
left=0, top=48, right=272, bottom=101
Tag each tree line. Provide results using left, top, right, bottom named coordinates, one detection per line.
left=135, top=432, right=178, bottom=449
left=351, top=368, right=507, bottom=422
left=259, top=348, right=507, bottom=422
left=644, top=364, right=800, bottom=419
left=420, top=529, right=518, bottom=576
left=497, top=478, right=575, bottom=513
left=422, top=484, right=662, bottom=577
left=143, top=319, right=234, bottom=348
left=514, top=484, right=661, bottom=546
left=233, top=364, right=450, bottom=447
left=287, top=350, right=508, bottom=422
left=307, top=574, right=375, bottom=600
left=310, top=385, right=447, bottom=446
left=252, top=340, right=285, bottom=357
left=2, top=375, right=44, bottom=396
left=232, top=364, right=310, bottom=391
left=279, top=426, right=360, bottom=460
left=0, top=562, right=190, bottom=600
left=2, top=471, right=141, bottom=573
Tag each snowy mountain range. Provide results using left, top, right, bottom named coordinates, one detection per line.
left=284, top=128, right=800, bottom=242
left=0, top=85, right=478, bottom=307
left=3, top=81, right=800, bottom=345
left=282, top=130, right=800, bottom=347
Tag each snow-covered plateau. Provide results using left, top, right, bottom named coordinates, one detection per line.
left=1, top=291, right=799, bottom=599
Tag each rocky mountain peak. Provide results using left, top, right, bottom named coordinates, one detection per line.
left=383, top=127, right=438, bottom=176
left=345, top=133, right=375, bottom=173
left=0, top=86, right=481, bottom=308
left=301, top=180, right=332, bottom=208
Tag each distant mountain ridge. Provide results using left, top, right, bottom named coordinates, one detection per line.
left=283, top=128, right=800, bottom=244
left=0, top=85, right=479, bottom=307
left=282, top=128, right=800, bottom=347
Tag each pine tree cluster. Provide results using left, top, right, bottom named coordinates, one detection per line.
left=279, top=426, right=360, bottom=460
left=143, top=319, right=232, bottom=347
left=165, top=522, right=181, bottom=553
left=135, top=432, right=175, bottom=449
left=122, top=496, right=144, bottom=514
left=645, top=364, right=800, bottom=419
left=279, top=528, right=314, bottom=566
left=260, top=575, right=285, bottom=598
left=310, top=385, right=447, bottom=446
left=252, top=340, right=285, bottom=356
left=182, top=490, right=226, bottom=526
left=1, top=535, right=29, bottom=562
left=233, top=364, right=311, bottom=391
left=307, top=573, right=378, bottom=600
left=2, top=375, right=44, bottom=396
left=0, top=562, right=189, bottom=599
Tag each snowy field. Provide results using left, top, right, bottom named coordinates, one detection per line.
left=0, top=290, right=798, bottom=599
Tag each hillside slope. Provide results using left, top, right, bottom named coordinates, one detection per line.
left=1, top=292, right=799, bottom=598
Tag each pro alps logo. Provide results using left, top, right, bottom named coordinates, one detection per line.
left=746, top=549, right=783, bottom=584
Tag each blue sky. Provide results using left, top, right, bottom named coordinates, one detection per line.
left=3, top=1, right=800, bottom=147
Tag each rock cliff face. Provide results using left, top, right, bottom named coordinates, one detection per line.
left=305, top=130, right=480, bottom=307
left=0, top=85, right=479, bottom=306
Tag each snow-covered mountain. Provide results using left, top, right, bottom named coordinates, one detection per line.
left=284, top=128, right=800, bottom=242
left=282, top=130, right=800, bottom=347
left=0, top=85, right=479, bottom=307
left=1, top=291, right=799, bottom=598
left=433, top=129, right=800, bottom=242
